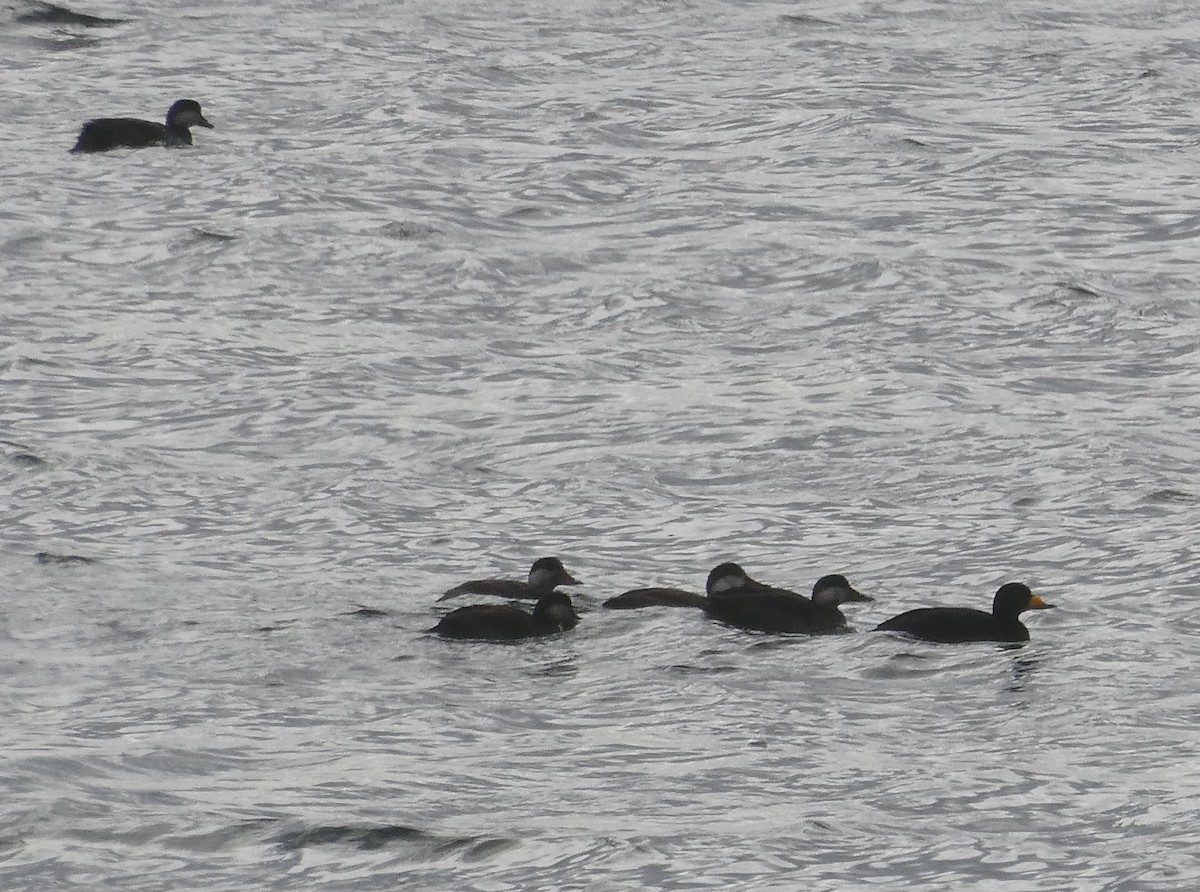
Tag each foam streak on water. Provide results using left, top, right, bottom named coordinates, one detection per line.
left=2, top=0, right=1199, bottom=888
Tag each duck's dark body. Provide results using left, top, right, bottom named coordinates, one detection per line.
left=432, top=592, right=578, bottom=641
left=603, top=587, right=707, bottom=610
left=439, top=556, right=580, bottom=601
left=71, top=99, right=213, bottom=153
left=72, top=117, right=178, bottom=152
left=441, top=579, right=543, bottom=600
left=706, top=589, right=845, bottom=634
left=703, top=565, right=872, bottom=635
left=875, top=583, right=1054, bottom=644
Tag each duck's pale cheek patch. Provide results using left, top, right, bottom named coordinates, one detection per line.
left=710, top=577, right=744, bottom=594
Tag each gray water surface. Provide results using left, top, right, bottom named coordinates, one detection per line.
left=3, top=0, right=1199, bottom=888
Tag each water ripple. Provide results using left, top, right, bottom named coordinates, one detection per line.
left=4, top=0, right=1200, bottom=888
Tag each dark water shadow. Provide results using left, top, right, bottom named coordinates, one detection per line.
left=192, top=228, right=238, bottom=243
left=535, top=656, right=578, bottom=678
left=343, top=604, right=391, bottom=619
left=255, top=620, right=298, bottom=633
left=6, top=451, right=47, bottom=467
left=1145, top=488, right=1195, bottom=505
left=15, top=2, right=127, bottom=50
left=662, top=663, right=739, bottom=675
left=1, top=438, right=47, bottom=467
left=1053, top=280, right=1103, bottom=299
left=271, top=822, right=514, bottom=859
left=1006, top=653, right=1041, bottom=693
left=778, top=13, right=838, bottom=28
left=16, top=1, right=126, bottom=27
left=379, top=220, right=439, bottom=240
left=35, top=551, right=97, bottom=565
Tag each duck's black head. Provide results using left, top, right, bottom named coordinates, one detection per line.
left=167, top=99, right=213, bottom=130
left=992, top=582, right=1054, bottom=619
left=533, top=591, right=578, bottom=632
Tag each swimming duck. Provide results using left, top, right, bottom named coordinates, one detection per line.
left=438, top=556, right=580, bottom=601
left=431, top=591, right=579, bottom=641
left=703, top=562, right=872, bottom=634
left=875, top=582, right=1054, bottom=643
left=71, top=98, right=213, bottom=153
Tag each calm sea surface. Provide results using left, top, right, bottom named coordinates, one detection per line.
left=3, top=0, right=1199, bottom=888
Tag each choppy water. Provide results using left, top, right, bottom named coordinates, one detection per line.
left=3, top=0, right=1200, bottom=888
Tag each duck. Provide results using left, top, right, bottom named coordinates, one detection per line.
left=874, top=582, right=1054, bottom=643
left=703, top=562, right=872, bottom=634
left=431, top=591, right=579, bottom=641
left=71, top=99, right=213, bottom=153
left=438, top=556, right=580, bottom=601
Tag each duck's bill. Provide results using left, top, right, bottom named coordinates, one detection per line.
left=1029, top=594, right=1056, bottom=610
left=845, top=588, right=874, bottom=603
left=198, top=116, right=214, bottom=129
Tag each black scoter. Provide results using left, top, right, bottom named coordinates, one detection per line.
left=703, top=562, right=872, bottom=634
left=875, top=582, right=1054, bottom=643
left=431, top=591, right=579, bottom=641
left=71, top=98, right=213, bottom=153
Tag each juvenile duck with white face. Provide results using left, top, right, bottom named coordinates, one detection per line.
left=439, top=556, right=581, bottom=601
left=703, top=562, right=872, bottom=634
left=71, top=99, right=214, bottom=153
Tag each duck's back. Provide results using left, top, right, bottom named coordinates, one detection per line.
left=439, top=578, right=536, bottom=601
left=603, top=588, right=707, bottom=609
left=432, top=604, right=538, bottom=640
left=876, top=606, right=1027, bottom=643
left=706, top=589, right=846, bottom=634
left=71, top=118, right=171, bottom=153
